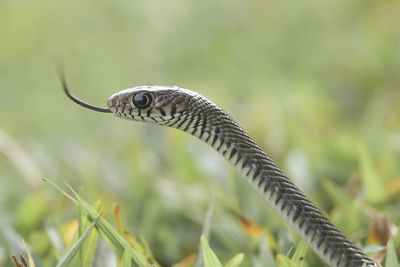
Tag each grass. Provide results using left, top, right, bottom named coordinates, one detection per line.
left=1, top=0, right=400, bottom=266
left=12, top=177, right=400, bottom=266
left=7, top=147, right=400, bottom=266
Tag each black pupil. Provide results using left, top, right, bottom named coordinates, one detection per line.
left=133, top=92, right=151, bottom=108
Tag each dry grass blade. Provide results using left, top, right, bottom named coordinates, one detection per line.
left=22, top=240, right=35, bottom=267
left=11, top=253, right=28, bottom=267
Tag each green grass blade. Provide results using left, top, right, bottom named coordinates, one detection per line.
left=79, top=200, right=101, bottom=267
left=42, top=178, right=76, bottom=203
left=224, top=253, right=244, bottom=267
left=74, top=194, right=149, bottom=266
left=140, top=235, right=160, bottom=267
left=47, top=180, right=150, bottom=267
left=196, top=195, right=215, bottom=267
left=291, top=240, right=308, bottom=266
left=358, top=144, right=387, bottom=204
left=385, top=239, right=400, bottom=267
left=120, top=248, right=133, bottom=267
left=394, top=223, right=400, bottom=250
left=200, top=235, right=222, bottom=267
left=276, top=254, right=299, bottom=267
left=55, top=221, right=96, bottom=267
left=60, top=200, right=102, bottom=267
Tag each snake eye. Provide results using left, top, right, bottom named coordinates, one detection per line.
left=132, top=91, right=152, bottom=108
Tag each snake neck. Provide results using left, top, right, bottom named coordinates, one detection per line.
left=163, top=96, right=376, bottom=267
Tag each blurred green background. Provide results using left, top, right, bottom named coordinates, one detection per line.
left=0, top=0, right=399, bottom=266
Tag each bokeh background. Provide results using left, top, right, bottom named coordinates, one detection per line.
left=0, top=0, right=399, bottom=266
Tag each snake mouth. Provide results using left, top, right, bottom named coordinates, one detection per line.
left=107, top=96, right=134, bottom=118
left=107, top=95, right=119, bottom=110
left=107, top=95, right=130, bottom=117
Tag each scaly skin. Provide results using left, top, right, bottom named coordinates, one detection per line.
left=102, top=85, right=376, bottom=267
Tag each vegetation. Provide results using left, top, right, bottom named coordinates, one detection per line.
left=0, top=0, right=399, bottom=266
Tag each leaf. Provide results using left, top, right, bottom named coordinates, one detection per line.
left=394, top=223, right=400, bottom=249
left=385, top=239, right=400, bottom=267
left=224, top=253, right=244, bottom=267
left=74, top=193, right=149, bottom=267
left=291, top=241, right=308, bottom=266
left=123, top=231, right=145, bottom=255
left=42, top=178, right=76, bottom=203
left=276, top=241, right=307, bottom=267
left=79, top=201, right=101, bottom=267
left=120, top=248, right=133, bottom=267
left=196, top=195, right=215, bottom=267
left=140, top=235, right=160, bottom=266
left=276, top=254, right=299, bottom=267
left=46, top=180, right=150, bottom=267
left=114, top=203, right=122, bottom=234
left=56, top=221, right=96, bottom=267
left=60, top=200, right=102, bottom=267
left=200, top=235, right=222, bottom=267
left=358, top=144, right=387, bottom=204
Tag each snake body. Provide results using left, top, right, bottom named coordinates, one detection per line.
left=60, top=77, right=376, bottom=267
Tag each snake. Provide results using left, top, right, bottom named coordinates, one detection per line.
left=57, top=70, right=377, bottom=267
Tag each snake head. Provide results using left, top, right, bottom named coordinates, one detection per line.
left=57, top=68, right=202, bottom=125
left=107, top=86, right=194, bottom=123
